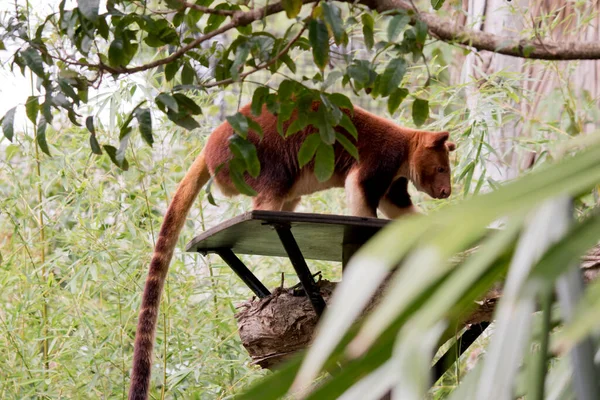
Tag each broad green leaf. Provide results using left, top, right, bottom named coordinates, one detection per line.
left=25, top=96, right=39, bottom=124
left=166, top=111, right=200, bottom=130
left=85, top=115, right=95, bottom=135
left=36, top=116, right=51, bottom=156
left=108, top=37, right=126, bottom=67
left=412, top=98, right=429, bottom=126
left=298, top=133, right=321, bottom=167
left=376, top=57, right=407, bottom=97
left=309, top=19, right=330, bottom=71
left=227, top=112, right=250, bottom=138
left=335, top=132, right=358, bottom=160
left=347, top=60, right=376, bottom=90
left=431, top=0, right=446, bottom=10
left=387, top=14, right=410, bottom=42
left=1, top=107, right=16, bottom=141
left=103, top=145, right=129, bottom=170
left=58, top=79, right=80, bottom=104
left=229, top=135, right=260, bottom=178
left=339, top=113, right=358, bottom=139
left=282, top=0, right=303, bottom=18
left=156, top=93, right=179, bottom=113
left=173, top=93, right=202, bottom=114
left=90, top=134, right=102, bottom=155
left=251, top=86, right=269, bottom=116
left=134, top=108, right=153, bottom=146
left=415, top=20, right=428, bottom=47
left=229, top=159, right=257, bottom=196
left=78, top=0, right=99, bottom=22
left=388, top=88, right=409, bottom=115
left=314, top=142, right=334, bottom=182
left=230, top=41, right=250, bottom=81
left=181, top=62, right=195, bottom=85
left=247, top=118, right=263, bottom=137
left=165, top=61, right=180, bottom=81
left=361, top=14, right=374, bottom=50
left=21, top=47, right=45, bottom=77
left=322, top=3, right=345, bottom=45
left=108, top=32, right=138, bottom=68
left=315, top=108, right=336, bottom=144
left=328, top=93, right=353, bottom=113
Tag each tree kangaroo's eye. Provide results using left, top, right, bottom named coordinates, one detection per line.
left=437, top=167, right=445, bottom=173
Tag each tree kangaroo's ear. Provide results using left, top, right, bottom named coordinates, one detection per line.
left=446, top=141, right=456, bottom=152
left=426, top=131, right=450, bottom=148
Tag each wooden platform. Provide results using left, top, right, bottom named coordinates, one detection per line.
left=185, top=210, right=489, bottom=381
left=186, top=210, right=389, bottom=262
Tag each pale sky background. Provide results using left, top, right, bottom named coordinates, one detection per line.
left=0, top=0, right=99, bottom=131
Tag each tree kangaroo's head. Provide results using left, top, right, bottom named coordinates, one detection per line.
left=410, top=131, right=456, bottom=199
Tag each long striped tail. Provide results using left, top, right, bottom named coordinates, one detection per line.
left=128, top=150, right=211, bottom=400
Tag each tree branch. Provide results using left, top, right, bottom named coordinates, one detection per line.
left=76, top=0, right=600, bottom=81
left=359, top=0, right=600, bottom=60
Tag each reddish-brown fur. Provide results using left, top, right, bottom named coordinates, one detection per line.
left=128, top=103, right=455, bottom=399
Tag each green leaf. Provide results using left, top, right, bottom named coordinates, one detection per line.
left=251, top=86, right=269, bottom=116
left=388, top=88, right=409, bottom=115
left=21, top=47, right=45, bottom=77
left=108, top=32, right=138, bottom=68
left=339, top=113, right=358, bottom=139
left=328, top=93, right=353, bottom=113
left=1, top=107, right=16, bottom=141
left=361, top=14, right=374, bottom=50
left=25, top=96, right=39, bottom=124
left=298, top=133, right=321, bottom=167
left=376, top=57, right=407, bottom=97
left=247, top=118, right=263, bottom=137
left=108, top=37, right=126, bottom=67
left=412, top=98, right=429, bottom=126
left=315, top=107, right=336, bottom=144
left=309, top=19, right=330, bottom=71
left=36, top=116, right=51, bottom=156
left=415, top=20, right=428, bottom=47
left=230, top=41, right=250, bottom=81
left=431, top=0, right=446, bottom=10
left=387, top=14, right=410, bottom=42
left=335, top=132, right=358, bottom=160
left=58, top=79, right=80, bottom=104
left=85, top=116, right=95, bottom=135
left=103, top=145, right=129, bottom=170
left=229, top=159, right=257, bottom=196
left=166, top=111, right=200, bottom=130
left=181, top=62, right=195, bottom=85
left=156, top=93, right=179, bottom=113
left=282, top=0, right=303, bottom=18
left=322, top=3, right=345, bottom=45
left=173, top=93, right=202, bottom=115
left=78, top=0, right=100, bottom=22
left=227, top=112, right=250, bottom=138
left=134, top=108, right=153, bottom=146
left=165, top=61, right=180, bottom=81
left=229, top=135, right=261, bottom=178
left=90, top=131, right=102, bottom=155
left=314, top=142, right=334, bottom=182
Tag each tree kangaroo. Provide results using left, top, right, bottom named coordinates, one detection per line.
left=128, top=102, right=456, bottom=399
